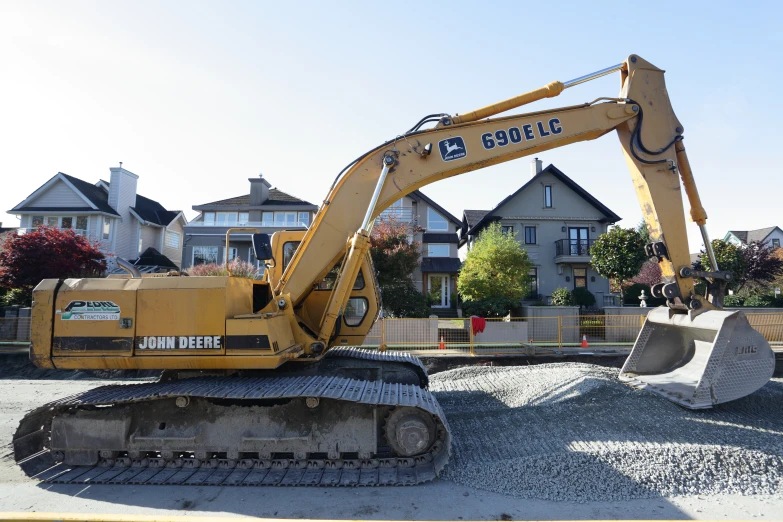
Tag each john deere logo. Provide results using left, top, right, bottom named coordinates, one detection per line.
left=61, top=300, right=120, bottom=321
left=438, top=137, right=467, bottom=162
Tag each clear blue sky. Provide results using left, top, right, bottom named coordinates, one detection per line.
left=1, top=0, right=781, bottom=251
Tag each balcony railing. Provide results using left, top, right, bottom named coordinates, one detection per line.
left=17, top=228, right=106, bottom=242
left=554, top=238, right=596, bottom=257
left=187, top=221, right=310, bottom=228
left=376, top=208, right=416, bottom=223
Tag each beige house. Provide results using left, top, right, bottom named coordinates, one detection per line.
left=8, top=166, right=186, bottom=270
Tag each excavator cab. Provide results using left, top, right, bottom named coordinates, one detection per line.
left=619, top=307, right=775, bottom=409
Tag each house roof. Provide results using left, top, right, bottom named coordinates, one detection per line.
left=10, top=172, right=121, bottom=216
left=409, top=190, right=461, bottom=225
left=466, top=164, right=621, bottom=236
left=59, top=173, right=122, bottom=216
left=422, top=233, right=459, bottom=244
left=463, top=210, right=490, bottom=230
left=421, top=257, right=462, bottom=273
left=131, top=194, right=183, bottom=227
left=134, top=247, right=179, bottom=269
left=196, top=188, right=313, bottom=208
left=728, top=226, right=782, bottom=244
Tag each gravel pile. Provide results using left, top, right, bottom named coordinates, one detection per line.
left=430, top=363, right=783, bottom=501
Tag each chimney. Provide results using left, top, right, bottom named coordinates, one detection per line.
left=530, top=157, right=543, bottom=178
left=108, top=166, right=139, bottom=212
left=249, top=173, right=272, bottom=205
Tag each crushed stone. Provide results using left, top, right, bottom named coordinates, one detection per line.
left=430, top=363, right=783, bottom=501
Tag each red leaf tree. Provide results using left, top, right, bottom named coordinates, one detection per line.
left=0, top=227, right=106, bottom=303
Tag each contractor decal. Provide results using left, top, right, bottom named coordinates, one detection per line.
left=60, top=301, right=121, bottom=321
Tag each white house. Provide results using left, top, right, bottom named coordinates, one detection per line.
left=724, top=227, right=783, bottom=249
left=8, top=166, right=187, bottom=269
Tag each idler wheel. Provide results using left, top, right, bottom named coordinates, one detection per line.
left=385, top=407, right=436, bottom=457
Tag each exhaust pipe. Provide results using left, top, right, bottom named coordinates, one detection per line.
left=116, top=257, right=141, bottom=279
left=619, top=307, right=775, bottom=409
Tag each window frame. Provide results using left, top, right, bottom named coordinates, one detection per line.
left=103, top=217, right=111, bottom=240
left=165, top=230, right=181, bottom=249
left=544, top=185, right=553, bottom=208
left=226, top=247, right=239, bottom=263
left=427, top=243, right=450, bottom=257
left=773, top=239, right=781, bottom=248
left=573, top=267, right=587, bottom=289
left=528, top=267, right=538, bottom=297
left=192, top=246, right=219, bottom=266
left=343, top=297, right=369, bottom=327
left=427, top=207, right=449, bottom=231
left=298, top=212, right=310, bottom=227
left=203, top=212, right=215, bottom=226
left=524, top=226, right=536, bottom=245
left=501, top=225, right=514, bottom=235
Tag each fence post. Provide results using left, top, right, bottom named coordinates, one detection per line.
left=380, top=318, right=386, bottom=352
left=469, top=319, right=475, bottom=356
left=557, top=316, right=562, bottom=349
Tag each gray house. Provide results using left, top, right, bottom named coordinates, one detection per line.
left=724, top=227, right=783, bottom=249
left=182, top=174, right=318, bottom=269
left=8, top=167, right=186, bottom=269
left=459, top=159, right=621, bottom=307
left=379, top=190, right=462, bottom=313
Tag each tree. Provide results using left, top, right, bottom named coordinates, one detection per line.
left=369, top=216, right=429, bottom=317
left=632, top=260, right=662, bottom=287
left=590, top=226, right=647, bottom=300
left=572, top=287, right=596, bottom=309
left=696, top=239, right=745, bottom=292
left=739, top=240, right=783, bottom=291
left=550, top=287, right=576, bottom=306
left=457, top=222, right=532, bottom=302
left=0, top=227, right=106, bottom=305
left=636, top=219, right=651, bottom=246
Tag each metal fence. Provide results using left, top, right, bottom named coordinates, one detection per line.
left=2, top=313, right=782, bottom=355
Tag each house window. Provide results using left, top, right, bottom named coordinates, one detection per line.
left=574, top=267, right=587, bottom=289
left=193, top=246, right=219, bottom=266
left=525, top=226, right=536, bottom=245
left=76, top=216, right=88, bottom=230
left=61, top=217, right=73, bottom=229
left=46, top=217, right=58, bottom=227
left=216, top=212, right=238, bottom=226
left=427, top=208, right=448, bottom=231
left=138, top=237, right=143, bottom=254
left=773, top=239, right=781, bottom=248
left=203, top=212, right=215, bottom=225
left=226, top=247, right=238, bottom=262
left=165, top=231, right=181, bottom=248
left=427, top=244, right=450, bottom=257
left=32, top=216, right=44, bottom=227
left=501, top=225, right=514, bottom=235
left=544, top=186, right=553, bottom=208
left=262, top=212, right=302, bottom=227
left=298, top=212, right=310, bottom=226
left=238, top=212, right=249, bottom=225
left=103, top=217, right=111, bottom=240
left=528, top=267, right=538, bottom=297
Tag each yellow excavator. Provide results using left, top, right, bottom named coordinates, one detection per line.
left=14, top=55, right=775, bottom=487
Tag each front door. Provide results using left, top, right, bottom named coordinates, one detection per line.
left=569, top=227, right=589, bottom=255
left=428, top=274, right=450, bottom=308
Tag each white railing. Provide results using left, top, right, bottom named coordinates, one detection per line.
left=376, top=208, right=416, bottom=223
left=17, top=228, right=105, bottom=241
left=187, top=221, right=310, bottom=228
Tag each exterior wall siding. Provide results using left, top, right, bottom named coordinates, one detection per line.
left=163, top=220, right=185, bottom=268
left=27, top=179, right=87, bottom=207
left=109, top=168, right=139, bottom=261
left=139, top=224, right=159, bottom=256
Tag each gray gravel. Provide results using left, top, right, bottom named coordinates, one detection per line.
left=430, top=363, right=783, bottom=501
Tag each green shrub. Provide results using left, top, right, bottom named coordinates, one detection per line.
left=550, top=287, right=575, bottom=306
left=0, top=288, right=32, bottom=307
left=461, top=296, right=517, bottom=318
left=743, top=293, right=776, bottom=308
left=572, top=287, right=596, bottom=309
left=723, top=294, right=745, bottom=307
left=381, top=283, right=430, bottom=318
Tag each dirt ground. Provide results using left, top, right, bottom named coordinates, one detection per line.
left=1, top=359, right=782, bottom=519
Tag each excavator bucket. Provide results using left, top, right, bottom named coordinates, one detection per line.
left=619, top=307, right=775, bottom=409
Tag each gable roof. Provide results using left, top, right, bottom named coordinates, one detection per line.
left=728, top=226, right=782, bottom=244
left=463, top=210, right=490, bottom=230
left=195, top=188, right=313, bottom=208
left=131, top=194, right=183, bottom=227
left=408, top=189, right=461, bottom=225
left=10, top=172, right=121, bottom=216
left=466, top=164, right=621, bottom=236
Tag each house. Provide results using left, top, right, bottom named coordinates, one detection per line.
left=724, top=227, right=783, bottom=249
left=459, top=158, right=621, bottom=307
left=379, top=190, right=462, bottom=314
left=182, top=174, right=318, bottom=269
left=8, top=166, right=187, bottom=268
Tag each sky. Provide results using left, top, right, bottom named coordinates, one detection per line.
left=1, top=0, right=781, bottom=252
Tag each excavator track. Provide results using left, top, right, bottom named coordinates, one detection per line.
left=14, top=370, right=450, bottom=487
left=324, top=347, right=429, bottom=387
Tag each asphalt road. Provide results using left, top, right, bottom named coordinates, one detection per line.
left=1, top=377, right=782, bottom=519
